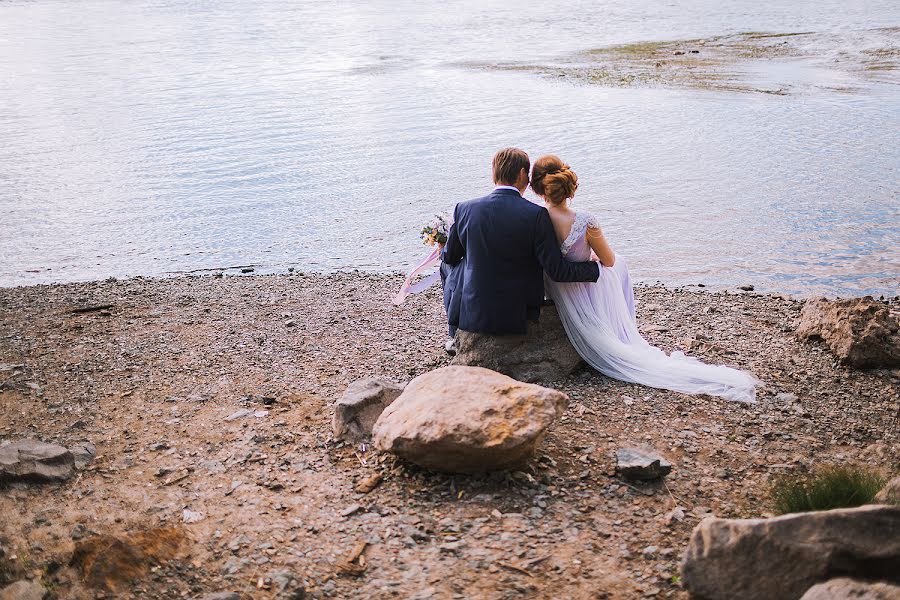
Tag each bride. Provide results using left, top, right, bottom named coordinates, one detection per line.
left=530, top=155, right=758, bottom=403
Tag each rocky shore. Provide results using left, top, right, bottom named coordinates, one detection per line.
left=1, top=273, right=898, bottom=599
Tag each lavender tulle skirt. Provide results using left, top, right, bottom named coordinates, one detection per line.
left=545, top=257, right=758, bottom=403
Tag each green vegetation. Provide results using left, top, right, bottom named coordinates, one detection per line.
left=771, top=464, right=886, bottom=515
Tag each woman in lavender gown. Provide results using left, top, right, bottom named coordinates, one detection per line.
left=531, top=155, right=758, bottom=403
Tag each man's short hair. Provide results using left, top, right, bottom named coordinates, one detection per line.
left=492, top=148, right=530, bottom=186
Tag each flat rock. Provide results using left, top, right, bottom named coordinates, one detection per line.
left=796, top=297, right=900, bottom=368
left=372, top=366, right=568, bottom=473
left=616, top=447, right=672, bottom=480
left=681, top=505, right=900, bottom=600
left=198, top=594, right=240, bottom=600
left=450, top=305, right=583, bottom=383
left=0, top=581, right=47, bottom=600
left=332, top=378, right=406, bottom=441
left=874, top=476, right=900, bottom=506
left=0, top=440, right=75, bottom=483
left=800, top=578, right=900, bottom=600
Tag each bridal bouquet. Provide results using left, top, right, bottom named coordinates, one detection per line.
left=393, top=211, right=454, bottom=305
left=421, top=212, right=453, bottom=247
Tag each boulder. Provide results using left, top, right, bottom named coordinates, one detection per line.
left=800, top=578, right=900, bottom=600
left=372, top=366, right=568, bottom=473
left=874, top=477, right=900, bottom=506
left=681, top=505, right=900, bottom=600
left=332, top=379, right=405, bottom=441
left=616, top=447, right=672, bottom=480
left=451, top=305, right=583, bottom=383
left=0, top=440, right=75, bottom=484
left=796, top=297, right=900, bottom=368
left=0, top=581, right=47, bottom=600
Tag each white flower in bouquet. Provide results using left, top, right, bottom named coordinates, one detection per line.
left=421, top=212, right=453, bottom=247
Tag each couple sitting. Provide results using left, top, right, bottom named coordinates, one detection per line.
left=441, top=148, right=757, bottom=403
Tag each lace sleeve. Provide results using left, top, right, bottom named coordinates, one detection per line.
left=586, top=213, right=602, bottom=230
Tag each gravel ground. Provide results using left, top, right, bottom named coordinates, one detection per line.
left=1, top=273, right=897, bottom=599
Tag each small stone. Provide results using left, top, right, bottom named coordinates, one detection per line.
left=241, top=267, right=254, bottom=273
left=616, top=447, right=672, bottom=480
left=225, top=409, right=251, bottom=421
left=0, top=580, right=47, bottom=600
left=642, top=545, right=658, bottom=558
left=198, top=594, right=240, bottom=600
left=182, top=509, right=205, bottom=523
left=340, top=504, right=363, bottom=517
left=354, top=473, right=383, bottom=494
left=69, top=441, right=97, bottom=469
left=332, top=379, right=406, bottom=441
left=641, top=325, right=669, bottom=333
left=738, top=285, right=754, bottom=291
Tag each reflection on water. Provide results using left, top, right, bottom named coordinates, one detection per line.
left=0, top=0, right=898, bottom=296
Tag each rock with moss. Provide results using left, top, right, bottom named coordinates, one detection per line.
left=372, top=366, right=568, bottom=472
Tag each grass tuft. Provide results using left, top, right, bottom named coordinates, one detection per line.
left=771, top=464, right=886, bottom=515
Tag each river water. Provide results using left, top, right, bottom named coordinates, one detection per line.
left=1, top=0, right=898, bottom=296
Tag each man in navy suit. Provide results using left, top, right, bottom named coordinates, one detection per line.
left=441, top=148, right=600, bottom=340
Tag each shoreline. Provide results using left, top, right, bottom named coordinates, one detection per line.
left=4, top=270, right=897, bottom=304
left=1, top=273, right=897, bottom=599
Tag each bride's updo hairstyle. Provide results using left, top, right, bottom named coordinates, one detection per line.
left=531, top=155, right=578, bottom=205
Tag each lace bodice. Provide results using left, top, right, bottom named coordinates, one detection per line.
left=560, top=211, right=601, bottom=260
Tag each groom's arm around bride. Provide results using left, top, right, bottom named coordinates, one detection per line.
left=441, top=147, right=599, bottom=338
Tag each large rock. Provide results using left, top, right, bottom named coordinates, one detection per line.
left=874, top=476, right=900, bottom=506
left=681, top=505, right=900, bottom=600
left=451, top=305, right=583, bottom=383
left=796, top=297, right=900, bottom=368
left=332, top=379, right=405, bottom=441
left=0, top=440, right=75, bottom=484
left=372, top=366, right=568, bottom=473
left=0, top=581, right=47, bottom=600
left=800, top=578, right=900, bottom=600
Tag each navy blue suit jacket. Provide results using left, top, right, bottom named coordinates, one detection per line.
left=441, top=188, right=600, bottom=335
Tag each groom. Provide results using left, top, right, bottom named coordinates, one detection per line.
left=441, top=148, right=600, bottom=339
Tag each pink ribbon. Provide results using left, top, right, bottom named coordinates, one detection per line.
left=393, top=245, right=443, bottom=305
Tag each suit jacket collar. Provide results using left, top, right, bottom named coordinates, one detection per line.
left=491, top=187, right=524, bottom=199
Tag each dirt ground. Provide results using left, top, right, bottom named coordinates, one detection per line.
left=1, top=273, right=897, bottom=599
